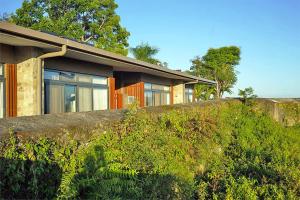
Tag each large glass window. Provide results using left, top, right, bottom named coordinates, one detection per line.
left=0, top=64, right=4, bottom=118
left=185, top=87, right=194, bottom=103
left=144, top=83, right=170, bottom=107
left=65, top=85, right=76, bottom=112
left=93, top=88, right=108, bottom=111
left=44, top=69, right=108, bottom=114
left=45, top=84, right=64, bottom=114
left=78, top=87, right=92, bottom=112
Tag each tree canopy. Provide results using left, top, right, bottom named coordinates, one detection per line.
left=130, top=43, right=168, bottom=67
left=190, top=46, right=241, bottom=99
left=238, top=87, right=257, bottom=105
left=10, top=0, right=130, bottom=56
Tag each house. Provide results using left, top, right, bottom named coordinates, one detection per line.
left=0, top=22, right=215, bottom=118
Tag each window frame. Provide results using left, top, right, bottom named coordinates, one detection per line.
left=144, top=83, right=171, bottom=107
left=44, top=69, right=109, bottom=114
left=0, top=63, right=5, bottom=118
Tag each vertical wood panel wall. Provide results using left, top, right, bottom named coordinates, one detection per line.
left=170, top=83, right=174, bottom=105
left=108, top=77, right=116, bottom=110
left=5, top=64, right=17, bottom=117
left=122, top=82, right=144, bottom=108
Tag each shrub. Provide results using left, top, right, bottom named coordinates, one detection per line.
left=0, top=102, right=299, bottom=199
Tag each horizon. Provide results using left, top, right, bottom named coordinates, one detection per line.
left=1, top=0, right=299, bottom=98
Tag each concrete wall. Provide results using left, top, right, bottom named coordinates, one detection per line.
left=173, top=81, right=185, bottom=104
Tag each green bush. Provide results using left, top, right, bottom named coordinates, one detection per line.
left=0, top=102, right=299, bottom=199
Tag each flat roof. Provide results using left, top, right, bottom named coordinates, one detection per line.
left=0, top=22, right=215, bottom=84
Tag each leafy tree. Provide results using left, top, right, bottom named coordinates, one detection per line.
left=10, top=0, right=130, bottom=55
left=238, top=87, right=257, bottom=105
left=190, top=46, right=241, bottom=99
left=194, top=84, right=215, bottom=101
left=130, top=43, right=168, bottom=67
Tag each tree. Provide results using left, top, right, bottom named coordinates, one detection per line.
left=238, top=87, right=257, bottom=105
left=190, top=46, right=241, bottom=99
left=130, top=43, right=168, bottom=67
left=10, top=0, right=130, bottom=56
left=194, top=84, right=215, bottom=100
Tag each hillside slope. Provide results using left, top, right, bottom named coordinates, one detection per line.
left=0, top=101, right=299, bottom=199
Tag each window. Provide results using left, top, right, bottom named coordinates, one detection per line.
left=78, top=87, right=92, bottom=112
left=145, top=91, right=153, bottom=107
left=64, top=85, right=76, bottom=112
left=0, top=64, right=4, bottom=118
left=44, top=69, right=108, bottom=114
left=144, top=83, right=170, bottom=107
left=93, top=88, right=108, bottom=110
left=185, top=87, right=194, bottom=103
left=45, top=84, right=64, bottom=114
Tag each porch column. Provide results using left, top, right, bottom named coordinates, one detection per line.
left=173, top=81, right=185, bottom=104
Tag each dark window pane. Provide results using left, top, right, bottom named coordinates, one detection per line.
left=65, top=85, right=76, bottom=112
left=44, top=70, right=59, bottom=80
left=145, top=91, right=153, bottom=107
left=60, top=72, right=76, bottom=82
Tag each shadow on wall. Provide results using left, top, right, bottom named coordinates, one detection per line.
left=0, top=144, right=188, bottom=199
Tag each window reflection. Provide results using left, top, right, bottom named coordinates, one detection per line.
left=64, top=85, right=76, bottom=112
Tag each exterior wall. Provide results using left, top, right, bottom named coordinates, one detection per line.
left=1, top=45, right=42, bottom=117
left=4, top=64, right=17, bottom=117
left=141, top=73, right=172, bottom=86
left=173, top=81, right=185, bottom=104
left=0, top=44, right=15, bottom=64
left=114, top=72, right=144, bottom=108
left=108, top=77, right=116, bottom=110
left=16, top=57, right=41, bottom=116
left=45, top=57, right=113, bottom=77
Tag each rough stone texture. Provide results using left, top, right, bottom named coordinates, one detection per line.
left=0, top=109, right=125, bottom=139
left=0, top=99, right=299, bottom=140
left=17, top=57, right=40, bottom=116
left=173, top=82, right=184, bottom=104
left=254, top=98, right=300, bottom=126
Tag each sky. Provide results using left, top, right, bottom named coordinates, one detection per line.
left=1, top=0, right=299, bottom=98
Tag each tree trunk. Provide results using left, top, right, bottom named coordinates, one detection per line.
left=214, top=74, right=221, bottom=99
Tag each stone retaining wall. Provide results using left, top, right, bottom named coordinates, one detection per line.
left=0, top=99, right=299, bottom=139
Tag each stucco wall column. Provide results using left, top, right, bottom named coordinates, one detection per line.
left=16, top=57, right=41, bottom=116
left=173, top=81, right=185, bottom=104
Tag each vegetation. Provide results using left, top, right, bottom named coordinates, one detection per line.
left=9, top=0, right=130, bottom=55
left=130, top=42, right=168, bottom=67
left=238, top=87, right=258, bottom=105
left=189, top=46, right=241, bottom=99
left=0, top=102, right=299, bottom=199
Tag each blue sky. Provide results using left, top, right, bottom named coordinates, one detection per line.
left=1, top=0, right=299, bottom=97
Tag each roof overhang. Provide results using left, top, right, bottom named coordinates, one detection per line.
left=0, top=22, right=216, bottom=84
